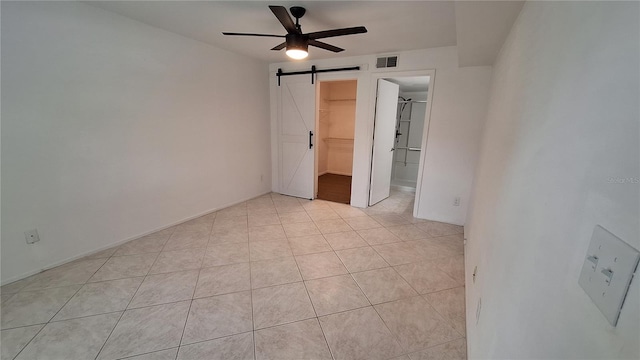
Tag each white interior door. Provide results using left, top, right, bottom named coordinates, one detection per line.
left=369, top=79, right=400, bottom=205
left=278, top=75, right=315, bottom=199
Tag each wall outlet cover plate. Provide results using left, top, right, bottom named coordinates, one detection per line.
left=24, top=229, right=40, bottom=244
left=578, top=225, right=639, bottom=326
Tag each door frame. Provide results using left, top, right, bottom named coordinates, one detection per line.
left=366, top=69, right=436, bottom=217
left=314, top=71, right=361, bottom=204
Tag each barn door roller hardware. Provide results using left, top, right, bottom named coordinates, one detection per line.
left=276, top=65, right=360, bottom=86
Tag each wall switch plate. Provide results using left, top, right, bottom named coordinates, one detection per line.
left=579, top=225, right=639, bottom=326
left=24, top=229, right=40, bottom=244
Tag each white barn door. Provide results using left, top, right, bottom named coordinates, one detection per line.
left=369, top=79, right=400, bottom=205
left=278, top=75, right=315, bottom=199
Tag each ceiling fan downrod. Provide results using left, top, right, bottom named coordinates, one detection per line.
left=289, top=6, right=306, bottom=31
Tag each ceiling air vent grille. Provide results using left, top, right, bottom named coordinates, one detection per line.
left=376, top=55, right=398, bottom=68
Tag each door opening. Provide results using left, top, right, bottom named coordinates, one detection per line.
left=315, top=80, right=357, bottom=204
left=369, top=75, right=431, bottom=206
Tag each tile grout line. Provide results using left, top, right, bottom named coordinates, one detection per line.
left=369, top=289, right=411, bottom=358
left=11, top=253, right=114, bottom=360
left=247, top=204, right=257, bottom=360
left=1, top=272, right=438, bottom=332
left=308, top=241, right=361, bottom=360
left=116, top=347, right=178, bottom=359
left=294, top=199, right=338, bottom=359
left=93, top=238, right=171, bottom=360
left=173, top=218, right=214, bottom=360
left=421, top=288, right=468, bottom=339
left=347, top=221, right=422, bottom=357
left=9, top=323, right=47, bottom=360
left=3, top=192, right=467, bottom=359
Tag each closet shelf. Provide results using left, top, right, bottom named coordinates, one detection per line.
left=325, top=98, right=356, bottom=101
left=323, top=137, right=354, bottom=143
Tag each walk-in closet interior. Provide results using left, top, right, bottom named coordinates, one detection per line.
left=316, top=80, right=357, bottom=203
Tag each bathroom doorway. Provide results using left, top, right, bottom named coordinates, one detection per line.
left=369, top=75, right=431, bottom=206
left=315, top=80, right=357, bottom=204
left=391, top=77, right=429, bottom=188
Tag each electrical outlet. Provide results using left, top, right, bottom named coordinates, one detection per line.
left=453, top=197, right=461, bottom=206
left=25, top=229, right=40, bottom=244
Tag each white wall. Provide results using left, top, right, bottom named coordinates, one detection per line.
left=417, top=67, right=492, bottom=224
left=270, top=47, right=491, bottom=223
left=465, top=2, right=639, bottom=359
left=1, top=2, right=271, bottom=283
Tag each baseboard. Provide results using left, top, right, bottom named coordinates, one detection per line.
left=391, top=184, right=416, bottom=192
left=391, top=180, right=417, bottom=188
left=0, top=190, right=272, bottom=286
left=324, top=171, right=352, bottom=176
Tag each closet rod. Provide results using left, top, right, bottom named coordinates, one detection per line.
left=397, top=100, right=427, bottom=104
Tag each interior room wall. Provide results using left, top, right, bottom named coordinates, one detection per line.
left=465, top=2, right=639, bottom=358
left=1, top=1, right=271, bottom=283
left=270, top=47, right=492, bottom=222
left=325, top=81, right=356, bottom=176
left=392, top=91, right=427, bottom=188
left=416, top=67, right=491, bottom=224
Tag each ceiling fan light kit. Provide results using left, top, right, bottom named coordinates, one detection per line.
left=222, top=5, right=367, bottom=60
left=285, top=33, right=309, bottom=59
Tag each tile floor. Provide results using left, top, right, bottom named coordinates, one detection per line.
left=0, top=187, right=467, bottom=360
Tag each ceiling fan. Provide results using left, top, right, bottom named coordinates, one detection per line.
left=222, top=5, right=367, bottom=60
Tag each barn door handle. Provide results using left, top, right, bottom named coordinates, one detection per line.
left=309, top=131, right=314, bottom=149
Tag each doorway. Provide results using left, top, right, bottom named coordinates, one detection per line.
left=369, top=75, right=431, bottom=207
left=316, top=80, right=357, bottom=204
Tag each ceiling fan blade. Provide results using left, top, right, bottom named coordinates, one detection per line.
left=309, top=40, right=344, bottom=53
left=271, top=42, right=287, bottom=51
left=307, top=26, right=367, bottom=40
left=222, top=32, right=285, bottom=38
left=269, top=5, right=298, bottom=34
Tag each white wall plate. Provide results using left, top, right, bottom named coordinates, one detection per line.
left=578, top=225, right=640, bottom=326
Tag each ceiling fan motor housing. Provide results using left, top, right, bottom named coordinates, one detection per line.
left=286, top=33, right=309, bottom=52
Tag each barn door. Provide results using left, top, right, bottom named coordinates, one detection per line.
left=278, top=75, right=316, bottom=199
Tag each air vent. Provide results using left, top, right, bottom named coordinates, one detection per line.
left=376, top=55, right=398, bottom=68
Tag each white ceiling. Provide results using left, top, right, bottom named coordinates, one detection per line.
left=455, top=1, right=524, bottom=66
left=88, top=1, right=522, bottom=66
left=387, top=76, right=430, bottom=92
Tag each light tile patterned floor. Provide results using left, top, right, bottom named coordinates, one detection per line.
left=0, top=188, right=467, bottom=360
